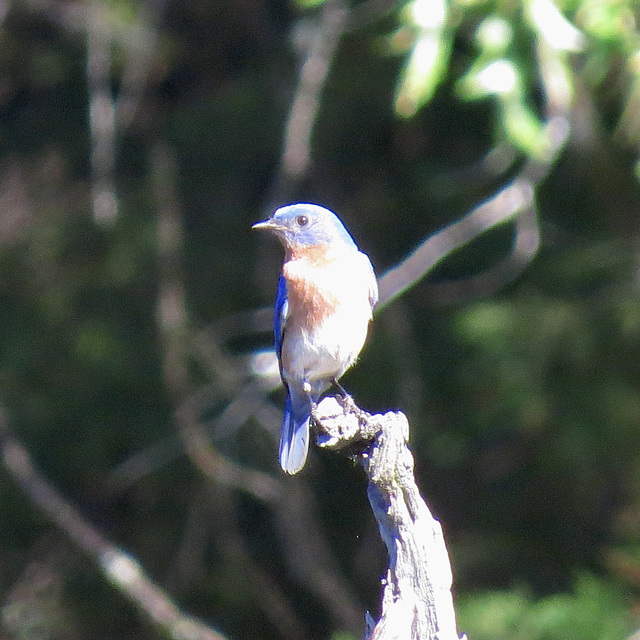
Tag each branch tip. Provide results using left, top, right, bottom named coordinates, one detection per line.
left=312, top=396, right=463, bottom=640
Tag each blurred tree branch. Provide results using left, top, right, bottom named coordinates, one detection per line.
left=266, top=0, right=349, bottom=209
left=174, top=384, right=365, bottom=635
left=377, top=31, right=573, bottom=308
left=376, top=173, right=537, bottom=309
left=0, top=408, right=228, bottom=640
left=86, top=0, right=117, bottom=224
left=421, top=200, right=540, bottom=304
left=86, top=0, right=162, bottom=224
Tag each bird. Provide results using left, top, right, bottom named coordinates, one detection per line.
left=253, top=203, right=378, bottom=474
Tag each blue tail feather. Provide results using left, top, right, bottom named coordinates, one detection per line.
left=279, top=391, right=311, bottom=474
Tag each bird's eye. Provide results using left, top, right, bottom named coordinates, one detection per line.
left=296, top=215, right=309, bottom=227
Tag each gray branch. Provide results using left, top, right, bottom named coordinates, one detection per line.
left=0, top=408, right=228, bottom=640
left=314, top=397, right=465, bottom=640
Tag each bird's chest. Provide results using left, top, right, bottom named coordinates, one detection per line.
left=283, top=259, right=340, bottom=328
left=280, top=255, right=371, bottom=379
left=283, top=251, right=369, bottom=331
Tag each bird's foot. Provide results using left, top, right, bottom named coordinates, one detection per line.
left=331, top=379, right=362, bottom=417
left=310, top=399, right=320, bottom=424
left=331, top=378, right=350, bottom=399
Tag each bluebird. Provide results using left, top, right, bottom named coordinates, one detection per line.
left=253, top=203, right=378, bottom=474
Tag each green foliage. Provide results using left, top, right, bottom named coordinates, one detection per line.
left=391, top=0, right=572, bottom=156
left=389, top=0, right=640, bottom=164
left=295, top=0, right=329, bottom=8
left=394, top=0, right=452, bottom=117
left=458, top=575, right=632, bottom=640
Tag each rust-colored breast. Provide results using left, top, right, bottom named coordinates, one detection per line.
left=283, top=244, right=339, bottom=329
left=286, top=242, right=332, bottom=265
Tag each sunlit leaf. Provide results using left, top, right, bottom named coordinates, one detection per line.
left=406, top=0, right=447, bottom=29
left=395, top=32, right=451, bottom=116
left=394, top=0, right=451, bottom=117
left=526, top=0, right=585, bottom=52
left=476, top=16, right=513, bottom=56
left=500, top=98, right=548, bottom=158
left=459, top=59, right=519, bottom=99
left=294, top=0, right=328, bottom=7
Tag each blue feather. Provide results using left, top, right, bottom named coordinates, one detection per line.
left=279, top=387, right=311, bottom=474
left=274, top=274, right=288, bottom=358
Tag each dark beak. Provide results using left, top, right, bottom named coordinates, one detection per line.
left=252, top=219, right=286, bottom=232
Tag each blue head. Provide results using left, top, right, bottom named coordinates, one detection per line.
left=252, top=203, right=357, bottom=250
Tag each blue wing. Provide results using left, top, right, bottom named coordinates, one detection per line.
left=273, top=273, right=311, bottom=473
left=274, top=274, right=288, bottom=366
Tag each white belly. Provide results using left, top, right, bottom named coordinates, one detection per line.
left=280, top=250, right=375, bottom=386
left=282, top=298, right=371, bottom=383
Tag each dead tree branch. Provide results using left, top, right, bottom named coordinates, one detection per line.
left=314, top=396, right=465, bottom=640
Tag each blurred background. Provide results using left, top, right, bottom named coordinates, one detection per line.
left=0, top=0, right=639, bottom=639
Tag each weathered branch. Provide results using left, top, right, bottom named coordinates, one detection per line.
left=314, top=396, right=465, bottom=640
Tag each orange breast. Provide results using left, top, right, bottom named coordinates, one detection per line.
left=283, top=244, right=339, bottom=328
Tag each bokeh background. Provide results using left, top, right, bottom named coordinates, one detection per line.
left=0, top=0, right=639, bottom=639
